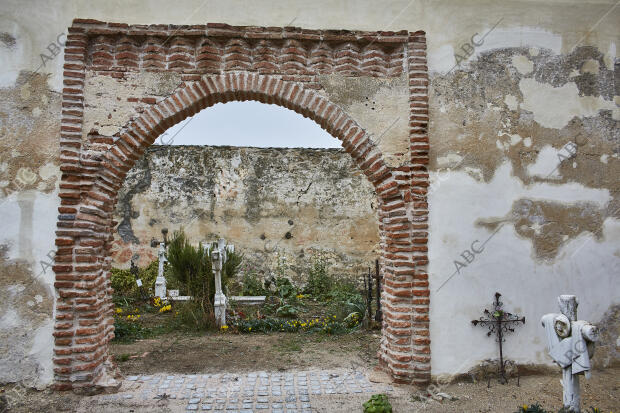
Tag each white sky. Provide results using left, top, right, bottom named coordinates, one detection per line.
left=155, top=101, right=340, bottom=148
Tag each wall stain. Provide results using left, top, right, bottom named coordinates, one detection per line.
left=477, top=199, right=605, bottom=261
left=593, top=304, right=620, bottom=368
left=431, top=46, right=619, bottom=220
left=0, top=244, right=53, bottom=384
left=0, top=32, right=16, bottom=48
left=112, top=145, right=379, bottom=281
left=0, top=72, right=60, bottom=200
left=116, top=155, right=152, bottom=244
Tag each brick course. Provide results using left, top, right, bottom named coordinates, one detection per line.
left=53, top=20, right=430, bottom=391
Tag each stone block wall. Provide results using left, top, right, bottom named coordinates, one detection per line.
left=112, top=145, right=380, bottom=285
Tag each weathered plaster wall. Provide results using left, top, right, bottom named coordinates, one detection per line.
left=0, top=0, right=618, bottom=386
left=428, top=42, right=619, bottom=376
left=111, top=145, right=379, bottom=283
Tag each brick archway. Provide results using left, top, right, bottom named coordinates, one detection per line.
left=53, top=20, right=430, bottom=391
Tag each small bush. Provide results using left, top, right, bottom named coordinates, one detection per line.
left=111, top=260, right=159, bottom=297
left=275, top=277, right=297, bottom=300
left=241, top=271, right=268, bottom=296
left=363, top=394, right=392, bottom=413
left=165, top=229, right=242, bottom=330
left=515, top=404, right=550, bottom=413
left=304, top=254, right=332, bottom=297
left=275, top=304, right=299, bottom=318
left=175, top=299, right=217, bottom=331
left=113, top=318, right=151, bottom=343
left=116, top=354, right=130, bottom=362
left=326, top=280, right=366, bottom=322
left=166, top=229, right=243, bottom=302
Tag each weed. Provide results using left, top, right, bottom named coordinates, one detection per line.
left=363, top=394, right=392, bottom=413
left=112, top=318, right=152, bottom=343
left=304, top=254, right=332, bottom=297
left=240, top=271, right=268, bottom=296
left=277, top=338, right=302, bottom=353
left=116, top=354, right=130, bottom=362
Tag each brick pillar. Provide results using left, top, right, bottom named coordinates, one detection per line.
left=407, top=31, right=431, bottom=386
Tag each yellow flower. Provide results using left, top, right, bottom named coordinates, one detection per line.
left=159, top=304, right=172, bottom=313
left=248, top=327, right=252, bottom=331
left=220, top=325, right=229, bottom=330
left=523, top=405, right=527, bottom=411
left=115, top=308, right=123, bottom=314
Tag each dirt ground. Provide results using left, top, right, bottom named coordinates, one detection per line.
left=109, top=330, right=380, bottom=375
left=1, top=331, right=619, bottom=412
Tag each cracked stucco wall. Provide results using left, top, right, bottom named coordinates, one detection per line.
left=428, top=42, right=619, bottom=375
left=112, top=145, right=379, bottom=284
left=0, top=0, right=619, bottom=386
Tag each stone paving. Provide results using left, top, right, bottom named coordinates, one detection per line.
left=96, top=369, right=394, bottom=412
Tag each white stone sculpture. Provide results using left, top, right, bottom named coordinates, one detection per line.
left=154, top=242, right=167, bottom=298
left=212, top=238, right=228, bottom=327
left=541, top=295, right=599, bottom=412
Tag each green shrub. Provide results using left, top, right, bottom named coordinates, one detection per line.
left=166, top=229, right=242, bottom=329
left=175, top=299, right=217, bottom=330
left=166, top=230, right=213, bottom=301
left=166, top=230, right=243, bottom=301
left=363, top=394, right=392, bottom=413
left=241, top=271, right=268, bottom=296
left=514, top=404, right=549, bottom=413
left=110, top=267, right=136, bottom=295
left=275, top=277, right=297, bottom=300
left=304, top=254, right=332, bottom=297
left=113, top=318, right=151, bottom=343
left=275, top=304, right=299, bottom=318
left=111, top=260, right=160, bottom=297
left=325, top=280, right=366, bottom=322
left=116, top=354, right=130, bottom=362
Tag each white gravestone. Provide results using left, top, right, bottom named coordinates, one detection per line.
left=211, top=238, right=228, bottom=327
left=541, top=295, right=598, bottom=412
left=154, top=242, right=167, bottom=298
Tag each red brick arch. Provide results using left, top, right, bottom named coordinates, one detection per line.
left=53, top=20, right=430, bottom=391
left=103, top=74, right=400, bottom=197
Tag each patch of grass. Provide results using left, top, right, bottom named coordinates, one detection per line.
left=116, top=353, right=130, bottom=362
left=112, top=318, right=152, bottom=343
left=276, top=337, right=302, bottom=353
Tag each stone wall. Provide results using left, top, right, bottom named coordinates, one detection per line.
left=112, top=145, right=379, bottom=285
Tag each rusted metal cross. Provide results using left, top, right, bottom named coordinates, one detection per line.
left=472, top=292, right=525, bottom=384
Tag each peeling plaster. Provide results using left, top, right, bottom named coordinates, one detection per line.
left=512, top=54, right=534, bottom=75
left=478, top=199, right=606, bottom=261
left=519, top=77, right=617, bottom=129
left=0, top=245, right=54, bottom=388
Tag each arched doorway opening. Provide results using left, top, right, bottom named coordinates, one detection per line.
left=52, top=21, right=430, bottom=391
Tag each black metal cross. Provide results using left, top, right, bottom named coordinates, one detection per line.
left=471, top=292, right=525, bottom=384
